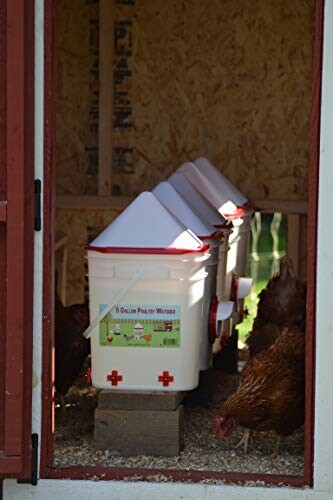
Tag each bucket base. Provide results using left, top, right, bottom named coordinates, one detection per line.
left=94, top=389, right=187, bottom=456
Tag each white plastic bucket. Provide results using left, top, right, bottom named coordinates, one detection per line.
left=152, top=182, right=216, bottom=238
left=87, top=251, right=209, bottom=390
left=168, top=172, right=224, bottom=227
left=152, top=182, right=230, bottom=371
left=85, top=192, right=210, bottom=391
left=178, top=160, right=253, bottom=304
left=178, top=162, right=238, bottom=216
left=168, top=172, right=233, bottom=303
left=176, top=162, right=240, bottom=301
left=193, top=157, right=254, bottom=279
left=194, top=156, right=248, bottom=206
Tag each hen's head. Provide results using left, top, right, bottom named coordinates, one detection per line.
left=214, top=410, right=237, bottom=439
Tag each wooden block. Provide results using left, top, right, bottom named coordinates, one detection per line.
left=94, top=405, right=184, bottom=456
left=98, top=389, right=188, bottom=411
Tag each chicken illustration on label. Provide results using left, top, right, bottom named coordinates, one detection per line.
left=99, top=304, right=181, bottom=348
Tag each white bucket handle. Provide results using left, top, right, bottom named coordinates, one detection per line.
left=82, top=269, right=144, bottom=339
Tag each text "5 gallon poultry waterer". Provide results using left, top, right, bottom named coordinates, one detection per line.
left=84, top=192, right=210, bottom=391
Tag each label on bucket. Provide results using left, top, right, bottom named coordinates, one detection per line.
left=99, top=304, right=181, bottom=348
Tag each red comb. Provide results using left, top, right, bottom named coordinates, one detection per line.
left=214, top=415, right=223, bottom=438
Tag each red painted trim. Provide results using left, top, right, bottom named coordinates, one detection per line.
left=0, top=457, right=23, bottom=475
left=0, top=0, right=34, bottom=478
left=40, top=0, right=56, bottom=476
left=86, top=243, right=210, bottom=255
left=5, top=0, right=26, bottom=457
left=303, top=0, right=325, bottom=487
left=42, top=465, right=306, bottom=488
left=0, top=0, right=7, bottom=456
left=21, top=0, right=35, bottom=479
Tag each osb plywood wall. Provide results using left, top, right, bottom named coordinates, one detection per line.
left=56, top=0, right=313, bottom=302
left=126, top=0, right=314, bottom=200
left=57, top=0, right=314, bottom=200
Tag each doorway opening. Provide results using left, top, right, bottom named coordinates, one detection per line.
left=41, top=0, right=322, bottom=486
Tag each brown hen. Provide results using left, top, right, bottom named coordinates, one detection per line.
left=246, top=255, right=306, bottom=357
left=215, top=327, right=305, bottom=454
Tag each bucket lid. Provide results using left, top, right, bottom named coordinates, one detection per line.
left=152, top=182, right=216, bottom=240
left=86, top=192, right=209, bottom=254
left=177, top=162, right=243, bottom=219
left=168, top=172, right=226, bottom=227
left=193, top=157, right=248, bottom=206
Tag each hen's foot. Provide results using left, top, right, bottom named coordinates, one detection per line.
left=269, top=435, right=281, bottom=458
left=235, top=429, right=252, bottom=453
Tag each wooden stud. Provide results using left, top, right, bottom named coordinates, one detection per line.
left=98, top=0, right=114, bottom=196
left=56, top=196, right=308, bottom=215
left=254, top=200, right=308, bottom=215
left=54, top=233, right=67, bottom=251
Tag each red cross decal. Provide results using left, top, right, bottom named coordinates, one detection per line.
left=107, top=370, right=123, bottom=386
left=158, top=370, right=174, bottom=387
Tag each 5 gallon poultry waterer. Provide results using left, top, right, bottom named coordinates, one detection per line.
left=168, top=171, right=233, bottom=304
left=152, top=181, right=234, bottom=371
left=193, top=156, right=254, bottom=279
left=177, top=160, right=253, bottom=311
left=83, top=192, right=210, bottom=391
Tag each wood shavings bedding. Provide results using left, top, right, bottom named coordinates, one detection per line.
left=53, top=373, right=304, bottom=477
